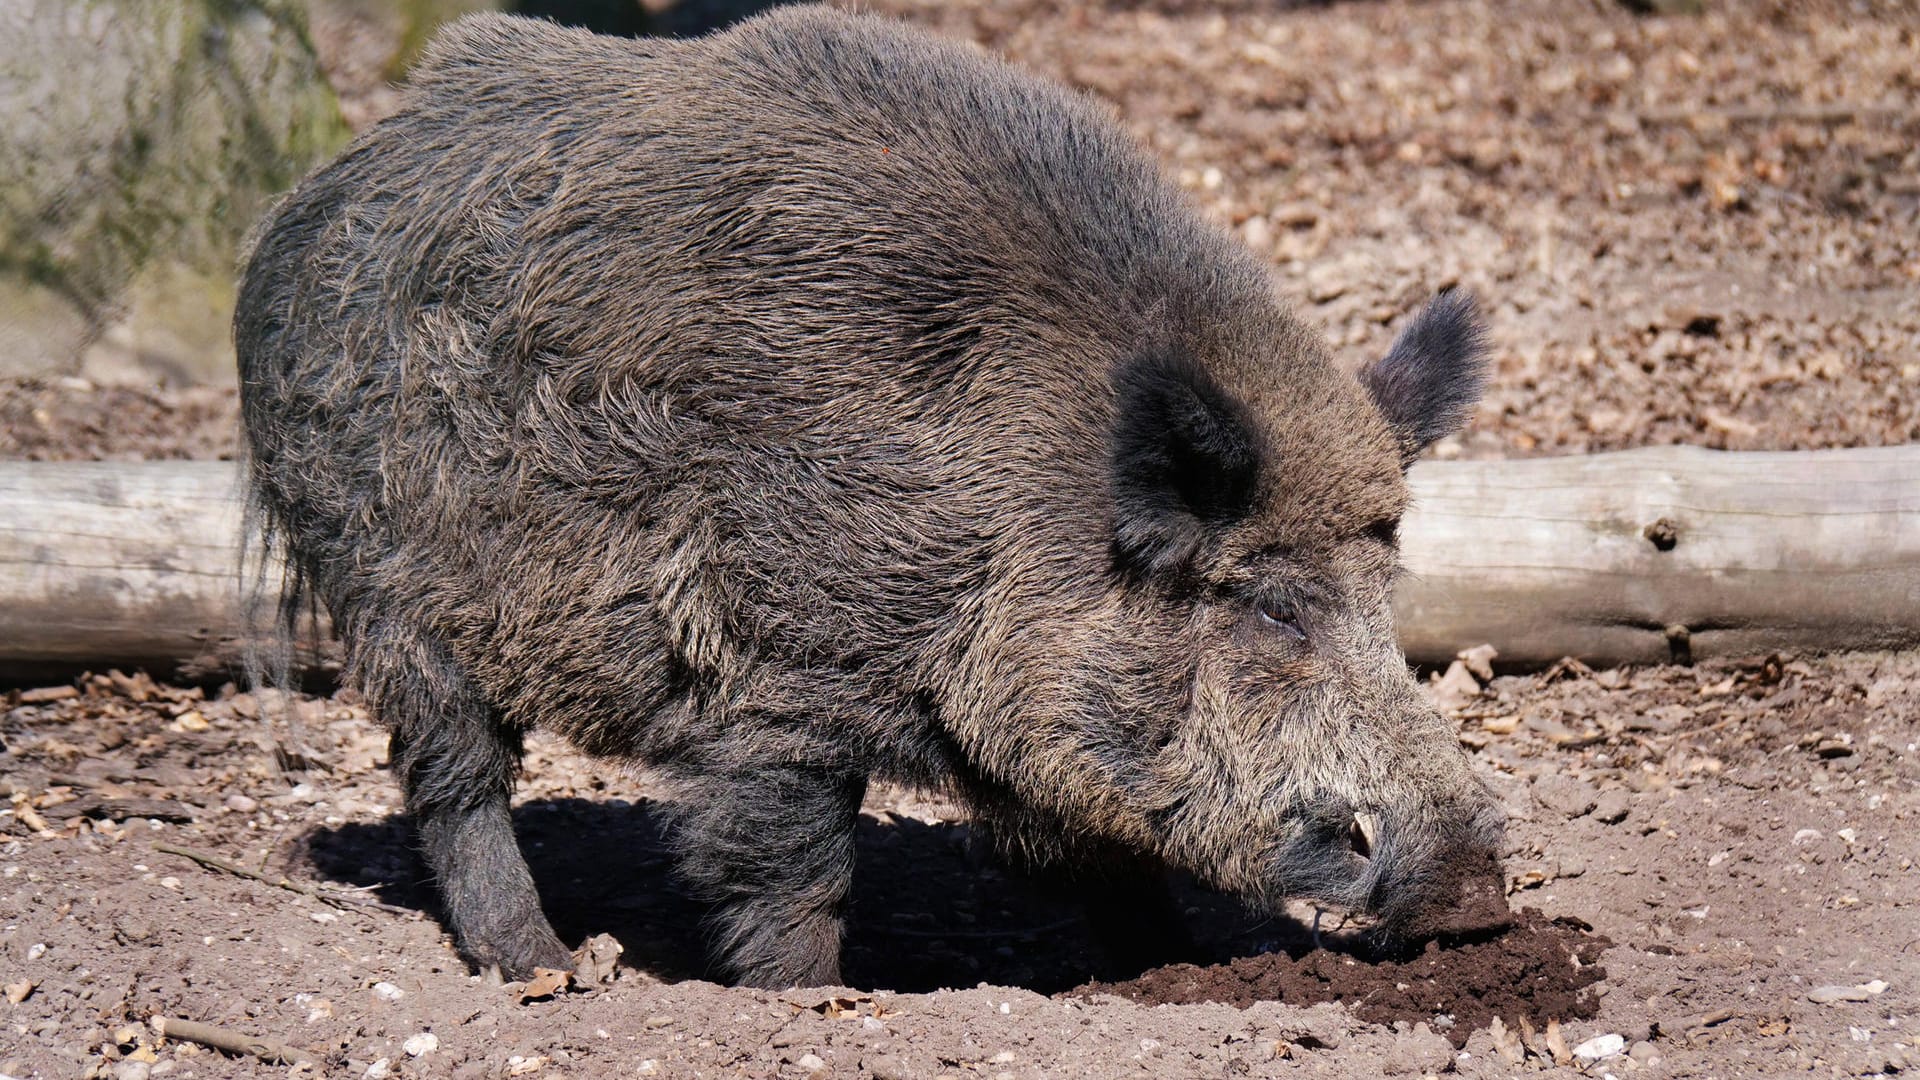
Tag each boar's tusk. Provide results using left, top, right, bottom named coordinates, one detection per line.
left=1350, top=813, right=1380, bottom=861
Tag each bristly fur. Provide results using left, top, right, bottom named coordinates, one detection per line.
left=233, top=6, right=1503, bottom=989
left=1360, top=290, right=1490, bottom=463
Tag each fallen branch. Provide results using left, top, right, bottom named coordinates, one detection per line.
left=153, top=842, right=416, bottom=917
left=42, top=796, right=197, bottom=824
left=154, top=1016, right=318, bottom=1066
left=1654, top=1006, right=1740, bottom=1042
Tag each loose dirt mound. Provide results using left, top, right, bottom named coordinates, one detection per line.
left=1077, top=909, right=1609, bottom=1046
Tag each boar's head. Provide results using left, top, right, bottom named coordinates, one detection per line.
left=1091, top=290, right=1504, bottom=940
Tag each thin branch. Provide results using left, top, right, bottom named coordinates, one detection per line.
left=153, top=842, right=417, bottom=917
left=154, top=1016, right=318, bottom=1066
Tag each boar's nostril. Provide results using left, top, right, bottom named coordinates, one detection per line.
left=1349, top=813, right=1379, bottom=861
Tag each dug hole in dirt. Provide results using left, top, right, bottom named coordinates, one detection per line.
left=1080, top=909, right=1608, bottom=1050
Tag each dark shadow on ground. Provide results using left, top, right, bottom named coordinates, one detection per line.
left=301, top=797, right=1328, bottom=993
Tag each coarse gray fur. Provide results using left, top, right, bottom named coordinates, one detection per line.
left=234, top=5, right=1504, bottom=989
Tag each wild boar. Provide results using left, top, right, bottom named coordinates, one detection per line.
left=234, top=5, right=1505, bottom=988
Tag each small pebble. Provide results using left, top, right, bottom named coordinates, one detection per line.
left=1572, top=1033, right=1626, bottom=1062
left=1808, top=984, right=1877, bottom=1004
left=364, top=1059, right=391, bottom=1079
left=371, top=981, right=405, bottom=1003
left=795, top=1052, right=826, bottom=1072
left=1592, top=790, right=1631, bottom=824
left=224, top=795, right=258, bottom=813
left=113, top=1060, right=151, bottom=1080
left=1535, top=776, right=1598, bottom=820
left=403, top=1033, right=438, bottom=1057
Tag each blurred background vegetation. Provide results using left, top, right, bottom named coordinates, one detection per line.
left=0, top=0, right=785, bottom=391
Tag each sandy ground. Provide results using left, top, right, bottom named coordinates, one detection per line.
left=3, top=0, right=1918, bottom=1077
left=3, top=655, right=1917, bottom=1077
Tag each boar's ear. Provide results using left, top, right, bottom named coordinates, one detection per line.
left=1110, top=354, right=1263, bottom=574
left=1360, top=291, right=1489, bottom=465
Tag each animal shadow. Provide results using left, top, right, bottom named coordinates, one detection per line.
left=300, top=796, right=1300, bottom=992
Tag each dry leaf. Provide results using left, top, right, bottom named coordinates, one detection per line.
left=1480, top=715, right=1519, bottom=736
left=1428, top=661, right=1482, bottom=713
left=572, top=933, right=623, bottom=986
left=12, top=801, right=50, bottom=833
left=518, top=968, right=572, bottom=1003
left=1489, top=1016, right=1524, bottom=1067
left=1507, top=867, right=1550, bottom=893
left=1517, top=1015, right=1543, bottom=1060
left=1546, top=1018, right=1571, bottom=1067
left=1458, top=643, right=1499, bottom=683
left=796, top=993, right=873, bottom=1019
left=18, top=685, right=78, bottom=704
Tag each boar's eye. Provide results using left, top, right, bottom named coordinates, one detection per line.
left=1256, top=600, right=1307, bottom=641
left=1365, top=518, right=1400, bottom=546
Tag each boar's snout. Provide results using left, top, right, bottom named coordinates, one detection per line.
left=1355, top=793, right=1511, bottom=944
left=1264, top=774, right=1508, bottom=946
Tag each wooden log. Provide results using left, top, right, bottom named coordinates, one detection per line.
left=0, top=461, right=331, bottom=684
left=0, top=447, right=1915, bottom=681
left=1396, top=444, right=1920, bottom=667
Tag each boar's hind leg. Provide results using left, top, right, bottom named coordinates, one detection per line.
left=673, top=765, right=866, bottom=989
left=367, top=627, right=572, bottom=979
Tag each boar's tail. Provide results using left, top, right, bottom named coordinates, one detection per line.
left=235, top=462, right=322, bottom=710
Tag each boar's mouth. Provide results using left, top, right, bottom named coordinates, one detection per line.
left=1359, top=815, right=1513, bottom=947
left=1271, top=803, right=1510, bottom=946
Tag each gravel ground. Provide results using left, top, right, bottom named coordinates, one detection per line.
left=3, top=654, right=1917, bottom=1077
left=2, top=0, right=1917, bottom=1077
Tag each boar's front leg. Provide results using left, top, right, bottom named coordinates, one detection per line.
left=671, top=764, right=867, bottom=988
left=996, top=826, right=1195, bottom=979
left=366, top=626, right=573, bottom=980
